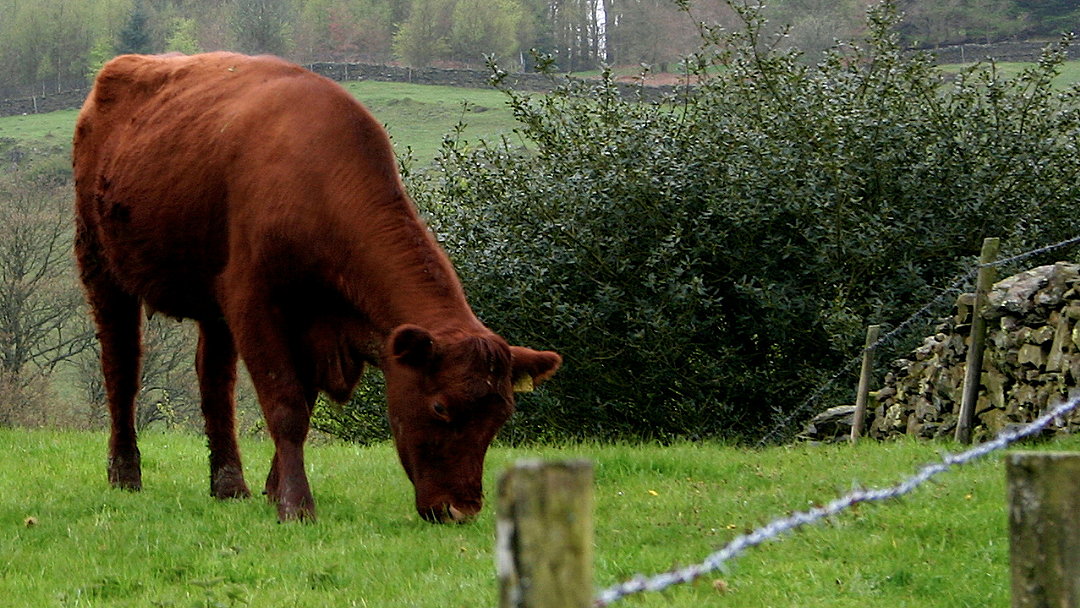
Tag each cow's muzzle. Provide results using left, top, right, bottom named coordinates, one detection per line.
left=419, top=502, right=480, bottom=524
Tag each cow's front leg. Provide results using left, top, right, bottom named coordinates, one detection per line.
left=226, top=288, right=316, bottom=521
left=261, top=414, right=315, bottom=521
left=197, top=319, right=251, bottom=499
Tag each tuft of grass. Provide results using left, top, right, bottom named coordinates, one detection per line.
left=2, top=428, right=1076, bottom=606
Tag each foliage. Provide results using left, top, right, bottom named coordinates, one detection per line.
left=164, top=17, right=203, bottom=55
left=899, top=0, right=1080, bottom=47
left=4, top=427, right=1078, bottom=606
left=229, top=0, right=293, bottom=56
left=450, top=0, right=524, bottom=63
left=117, top=2, right=153, bottom=55
left=310, top=369, right=392, bottom=444
left=294, top=0, right=395, bottom=63
left=391, top=0, right=453, bottom=66
left=1, top=0, right=1078, bottom=96
left=0, top=147, right=93, bottom=425
left=408, top=0, right=1080, bottom=442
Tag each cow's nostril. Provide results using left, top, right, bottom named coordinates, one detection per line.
left=448, top=505, right=470, bottom=523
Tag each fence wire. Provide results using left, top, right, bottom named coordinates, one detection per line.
left=756, top=233, right=1080, bottom=447
left=755, top=266, right=978, bottom=447
left=595, top=393, right=1080, bottom=606
left=985, top=234, right=1080, bottom=271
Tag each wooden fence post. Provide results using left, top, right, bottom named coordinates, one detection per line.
left=497, top=460, right=594, bottom=608
left=850, top=324, right=881, bottom=443
left=956, top=237, right=1000, bottom=444
left=1006, top=452, right=1080, bottom=607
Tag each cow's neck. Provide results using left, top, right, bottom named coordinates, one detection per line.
left=332, top=194, right=486, bottom=339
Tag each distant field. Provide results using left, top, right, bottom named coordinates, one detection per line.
left=939, top=59, right=1080, bottom=86
left=342, top=81, right=519, bottom=165
left=0, top=109, right=79, bottom=151
left=0, top=81, right=520, bottom=166
left=3, top=428, right=1076, bottom=607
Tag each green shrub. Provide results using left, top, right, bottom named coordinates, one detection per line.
left=310, top=370, right=391, bottom=445
left=394, top=0, right=1080, bottom=443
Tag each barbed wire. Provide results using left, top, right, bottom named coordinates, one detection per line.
left=983, top=234, right=1080, bottom=271
left=756, top=232, right=1080, bottom=447
left=755, top=266, right=978, bottom=447
left=595, top=393, right=1080, bottom=606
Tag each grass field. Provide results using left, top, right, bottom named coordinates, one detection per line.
left=0, top=81, right=521, bottom=166
left=3, top=428, right=1076, bottom=607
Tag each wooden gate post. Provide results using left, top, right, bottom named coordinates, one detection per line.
left=956, top=237, right=1000, bottom=444
left=1006, top=452, right=1080, bottom=607
left=851, top=324, right=882, bottom=443
left=497, top=460, right=594, bottom=608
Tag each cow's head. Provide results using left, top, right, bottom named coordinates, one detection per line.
left=381, top=324, right=561, bottom=523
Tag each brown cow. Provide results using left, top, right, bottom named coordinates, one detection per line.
left=73, top=52, right=561, bottom=523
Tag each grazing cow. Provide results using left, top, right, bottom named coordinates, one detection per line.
left=73, top=52, right=561, bottom=523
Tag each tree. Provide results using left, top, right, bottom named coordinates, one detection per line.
left=547, top=0, right=606, bottom=70
left=0, top=152, right=94, bottom=425
left=450, top=0, right=523, bottom=64
left=117, top=1, right=153, bottom=54
left=229, top=0, right=292, bottom=56
left=165, top=17, right=202, bottom=54
left=295, top=0, right=394, bottom=63
left=899, top=0, right=1026, bottom=46
left=393, top=0, right=454, bottom=66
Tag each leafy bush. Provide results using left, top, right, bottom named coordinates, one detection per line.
left=311, top=369, right=392, bottom=445
left=391, top=0, right=1080, bottom=443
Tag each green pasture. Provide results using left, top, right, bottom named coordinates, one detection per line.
left=939, top=59, right=1080, bottom=86
left=0, top=81, right=521, bottom=166
left=3, top=428, right=1076, bottom=607
left=0, top=109, right=79, bottom=151
left=340, top=81, right=519, bottom=165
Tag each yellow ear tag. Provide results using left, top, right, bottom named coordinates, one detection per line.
left=512, top=373, right=535, bottom=393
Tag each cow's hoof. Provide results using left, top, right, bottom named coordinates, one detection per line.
left=274, top=505, right=315, bottom=522
left=108, top=455, right=142, bottom=491
left=211, top=465, right=251, bottom=499
left=276, top=500, right=317, bottom=523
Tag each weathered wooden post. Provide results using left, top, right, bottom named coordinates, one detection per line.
left=956, top=237, right=1000, bottom=444
left=850, top=324, right=881, bottom=443
left=1006, top=452, right=1080, bottom=607
left=497, top=460, right=594, bottom=608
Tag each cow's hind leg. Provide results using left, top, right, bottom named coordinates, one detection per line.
left=78, top=247, right=143, bottom=490
left=197, top=319, right=251, bottom=499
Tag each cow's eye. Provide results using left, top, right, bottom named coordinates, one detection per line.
left=432, top=402, right=449, bottom=420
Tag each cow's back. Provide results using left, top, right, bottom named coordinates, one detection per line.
left=74, top=52, right=403, bottom=320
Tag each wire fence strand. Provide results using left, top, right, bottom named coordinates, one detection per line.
left=755, top=267, right=978, bottom=447
left=595, top=393, right=1080, bottom=606
left=756, top=233, right=1080, bottom=447
left=984, top=235, right=1080, bottom=270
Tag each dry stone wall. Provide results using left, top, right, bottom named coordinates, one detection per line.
left=865, top=262, right=1080, bottom=442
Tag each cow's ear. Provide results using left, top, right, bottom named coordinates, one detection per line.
left=509, top=347, right=562, bottom=393
left=390, top=324, right=436, bottom=368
